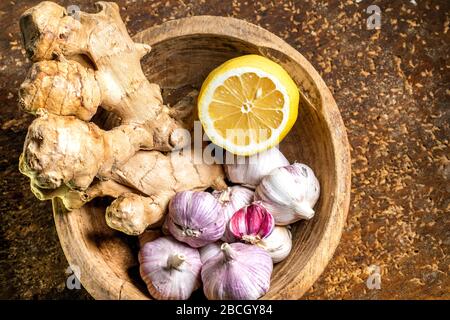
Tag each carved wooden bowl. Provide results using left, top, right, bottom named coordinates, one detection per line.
left=53, top=16, right=351, bottom=300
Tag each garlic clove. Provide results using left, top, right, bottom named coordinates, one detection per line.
left=256, top=226, right=292, bottom=263
left=212, top=186, right=254, bottom=242
left=225, top=147, right=290, bottom=188
left=139, top=236, right=202, bottom=300
left=201, top=242, right=273, bottom=300
left=255, top=163, right=320, bottom=225
left=228, top=202, right=275, bottom=244
left=167, top=191, right=225, bottom=248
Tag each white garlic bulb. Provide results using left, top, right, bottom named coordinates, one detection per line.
left=255, top=163, right=320, bottom=225
left=212, top=186, right=254, bottom=242
left=256, top=226, right=292, bottom=263
left=225, top=147, right=290, bottom=188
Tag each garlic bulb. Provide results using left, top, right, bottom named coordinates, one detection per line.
left=139, top=236, right=202, bottom=300
left=199, top=241, right=223, bottom=264
left=229, top=202, right=275, bottom=244
left=255, top=163, right=320, bottom=225
left=256, top=226, right=292, bottom=263
left=167, top=191, right=225, bottom=248
left=213, top=186, right=254, bottom=242
left=213, top=186, right=254, bottom=223
left=225, top=147, right=290, bottom=188
left=201, top=243, right=273, bottom=300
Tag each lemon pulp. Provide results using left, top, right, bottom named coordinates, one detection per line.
left=198, top=55, right=299, bottom=156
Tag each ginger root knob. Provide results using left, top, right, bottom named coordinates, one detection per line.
left=106, top=194, right=165, bottom=236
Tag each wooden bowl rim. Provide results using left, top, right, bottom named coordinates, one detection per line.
left=53, top=16, right=351, bottom=300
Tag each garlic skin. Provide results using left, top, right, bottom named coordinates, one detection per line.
left=213, top=186, right=254, bottom=242
left=256, top=226, right=292, bottom=263
left=139, top=236, right=202, bottom=300
left=167, top=191, right=225, bottom=248
left=201, top=243, right=273, bottom=300
left=225, top=147, right=290, bottom=188
left=228, top=202, right=275, bottom=244
left=199, top=241, right=223, bottom=264
left=213, top=186, right=254, bottom=223
left=255, top=163, right=320, bottom=225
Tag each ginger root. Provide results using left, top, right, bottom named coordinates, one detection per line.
left=17, top=1, right=227, bottom=235
left=21, top=140, right=227, bottom=235
left=19, top=1, right=189, bottom=151
left=20, top=112, right=151, bottom=190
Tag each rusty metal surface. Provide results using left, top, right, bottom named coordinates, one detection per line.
left=0, top=0, right=448, bottom=299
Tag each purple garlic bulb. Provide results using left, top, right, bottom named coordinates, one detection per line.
left=201, top=242, right=273, bottom=300
left=139, top=236, right=202, bottom=300
left=167, top=191, right=225, bottom=248
left=228, top=202, right=275, bottom=244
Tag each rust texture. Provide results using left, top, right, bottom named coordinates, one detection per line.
left=0, top=0, right=448, bottom=299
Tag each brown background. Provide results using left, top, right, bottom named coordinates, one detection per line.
left=0, top=0, right=448, bottom=299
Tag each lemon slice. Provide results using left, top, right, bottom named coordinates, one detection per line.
left=198, top=54, right=299, bottom=156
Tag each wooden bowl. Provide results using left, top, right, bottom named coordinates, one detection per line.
left=53, top=16, right=351, bottom=300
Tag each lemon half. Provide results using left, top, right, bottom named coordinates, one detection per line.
left=198, top=55, right=299, bottom=156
